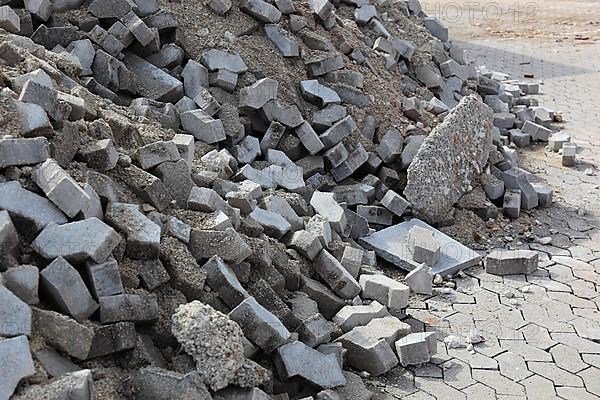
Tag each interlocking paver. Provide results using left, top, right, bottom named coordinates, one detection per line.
left=579, top=367, right=600, bottom=397
left=548, top=292, right=596, bottom=309
left=472, top=369, right=525, bottom=396
left=414, top=377, right=467, bottom=400
left=553, top=256, right=595, bottom=272
left=499, top=340, right=553, bottom=362
left=528, top=361, right=584, bottom=387
left=411, top=364, right=443, bottom=378
left=518, top=324, right=557, bottom=351
left=550, top=344, right=588, bottom=374
left=442, top=359, right=476, bottom=390
left=568, top=279, right=599, bottom=300
left=546, top=264, right=576, bottom=283
left=495, top=351, right=532, bottom=382
left=462, top=383, right=496, bottom=400
left=569, top=246, right=598, bottom=263
left=522, top=374, right=557, bottom=400
left=551, top=333, right=600, bottom=354
left=570, top=317, right=600, bottom=342
left=447, top=348, right=498, bottom=370
left=527, top=275, right=572, bottom=293
left=556, top=387, right=600, bottom=400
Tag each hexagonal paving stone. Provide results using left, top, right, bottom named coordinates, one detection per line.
left=522, top=374, right=557, bottom=399
left=518, top=324, right=557, bottom=350
left=463, top=383, right=496, bottom=399
left=556, top=387, right=600, bottom=400
left=548, top=292, right=596, bottom=309
left=550, top=344, right=588, bottom=373
left=579, top=367, right=600, bottom=396
left=499, top=340, right=553, bottom=362
left=546, top=264, right=576, bottom=283
left=553, top=256, right=595, bottom=271
left=415, top=377, right=467, bottom=400
left=472, top=369, right=526, bottom=396
left=495, top=351, right=532, bottom=381
left=447, top=348, right=498, bottom=370
left=442, top=359, right=476, bottom=390
left=551, top=333, right=600, bottom=354
left=528, top=361, right=584, bottom=387
left=568, top=279, right=598, bottom=299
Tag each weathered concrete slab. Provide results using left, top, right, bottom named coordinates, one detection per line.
left=404, top=95, right=493, bottom=224
left=359, top=219, right=482, bottom=275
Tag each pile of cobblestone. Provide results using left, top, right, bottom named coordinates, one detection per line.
left=0, top=0, right=567, bottom=398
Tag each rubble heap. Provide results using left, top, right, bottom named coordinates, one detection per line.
left=0, top=0, right=562, bottom=398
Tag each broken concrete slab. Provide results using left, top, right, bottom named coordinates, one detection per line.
left=274, top=340, right=346, bottom=388
left=40, top=257, right=98, bottom=321
left=404, top=95, right=493, bottom=224
left=359, top=219, right=482, bottom=275
left=485, top=249, right=538, bottom=275
left=32, top=218, right=121, bottom=263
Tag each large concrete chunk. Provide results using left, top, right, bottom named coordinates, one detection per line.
left=0, top=181, right=67, bottom=233
left=105, top=203, right=161, bottom=260
left=171, top=301, right=245, bottom=391
left=0, top=336, right=35, bottom=400
left=32, top=218, right=121, bottom=263
left=314, top=250, right=361, bottom=299
left=0, top=285, right=32, bottom=337
left=274, top=341, right=346, bottom=389
left=405, top=95, right=493, bottom=224
left=485, top=249, right=538, bottom=275
left=360, top=219, right=482, bottom=275
left=40, top=257, right=98, bottom=321
left=123, top=52, right=183, bottom=103
left=0, top=137, right=49, bottom=168
left=229, top=297, right=291, bottom=352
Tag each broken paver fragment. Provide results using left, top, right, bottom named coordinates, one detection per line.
left=249, top=207, right=291, bottom=239
left=201, top=49, right=248, bottom=74
left=360, top=219, right=482, bottom=276
left=98, top=293, right=159, bottom=323
left=0, top=137, right=50, bottom=168
left=229, top=297, right=291, bottom=352
left=189, top=227, right=252, bottom=263
left=32, top=218, right=121, bottom=263
left=405, top=95, right=493, bottom=224
left=300, top=79, right=341, bottom=106
left=337, top=327, right=398, bottom=376
left=296, top=121, right=325, bottom=155
left=314, top=250, right=361, bottom=299
left=485, top=249, right=538, bottom=275
left=274, top=341, right=346, bottom=388
left=204, top=255, right=250, bottom=307
left=171, top=301, right=245, bottom=391
left=239, top=78, right=278, bottom=111
left=135, top=140, right=180, bottom=170
left=240, top=0, right=281, bottom=23
left=14, top=369, right=95, bottom=400
left=105, top=203, right=161, bottom=260
left=40, top=257, right=99, bottom=321
left=306, top=54, right=344, bottom=77
left=265, top=24, right=299, bottom=57
left=0, top=336, right=35, bottom=400
left=405, top=263, right=433, bottom=295
left=126, top=367, right=211, bottom=399
left=181, top=109, right=226, bottom=144
left=333, top=301, right=389, bottom=332
left=395, top=332, right=437, bottom=366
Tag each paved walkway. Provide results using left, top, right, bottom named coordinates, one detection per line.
left=368, top=21, right=600, bottom=400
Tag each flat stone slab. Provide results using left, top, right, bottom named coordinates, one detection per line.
left=404, top=95, right=493, bottom=224
left=359, top=219, right=482, bottom=275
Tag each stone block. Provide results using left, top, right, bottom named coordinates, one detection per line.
left=34, top=348, right=80, bottom=378
left=239, top=78, right=278, bottom=111
left=265, top=24, right=299, bottom=57
left=105, top=203, right=160, bottom=260
left=300, top=275, right=345, bottom=319
left=201, top=49, right=248, bottom=74
left=229, top=297, right=291, bottom=352
left=32, top=218, right=120, bottom=263
left=84, top=257, right=123, bottom=299
left=88, top=0, right=134, bottom=18
left=3, top=266, right=39, bottom=305
left=203, top=255, right=250, bottom=307
left=548, top=132, right=570, bottom=152
left=289, top=230, right=323, bottom=261
left=209, top=0, right=232, bottom=14
left=0, top=137, right=50, bottom=171
left=99, top=293, right=159, bottom=323
left=306, top=54, right=344, bottom=77
left=172, top=134, right=195, bottom=172
left=561, top=143, right=577, bottom=167
left=300, top=80, right=341, bottom=106
left=319, top=115, right=357, bottom=149
left=0, top=5, right=20, bottom=33
left=0, top=336, right=35, bottom=400
left=395, top=332, right=437, bottom=366
left=146, top=43, right=185, bottom=69
left=485, top=249, right=538, bottom=275
left=263, top=195, right=303, bottom=231
left=87, top=322, right=137, bottom=358
left=249, top=207, right=291, bottom=239
left=240, top=0, right=281, bottom=22
left=77, top=139, right=119, bottom=171
left=359, top=273, right=409, bottom=311
left=181, top=109, right=226, bottom=144
left=0, top=284, right=31, bottom=337
left=88, top=25, right=124, bottom=57
left=274, top=341, right=346, bottom=388
left=349, top=316, right=411, bottom=347
left=310, top=191, right=347, bottom=233
left=531, top=183, right=553, bottom=207
left=261, top=99, right=304, bottom=128
left=123, top=52, right=183, bottom=103
left=153, top=160, right=195, bottom=208
left=314, top=250, right=361, bottom=299
left=121, top=10, right=155, bottom=46
left=337, top=328, right=398, bottom=376
left=357, top=205, right=394, bottom=226
left=503, top=189, right=521, bottom=219
left=312, top=104, right=347, bottom=132
left=377, top=129, right=404, bottom=163
left=190, top=227, right=251, bottom=263
left=333, top=301, right=389, bottom=332
left=120, top=166, right=173, bottom=211
left=182, top=60, right=209, bottom=99
left=296, top=121, right=325, bottom=155
left=234, top=135, right=261, bottom=164
left=40, top=257, right=98, bottom=321
left=340, top=246, right=363, bottom=278
left=324, top=142, right=349, bottom=168
left=522, top=120, right=551, bottom=142
left=193, top=87, right=221, bottom=116
left=405, top=263, right=433, bottom=295
left=107, top=21, right=134, bottom=48
left=405, top=226, right=440, bottom=266
left=331, top=145, right=368, bottom=182
left=381, top=190, right=409, bottom=217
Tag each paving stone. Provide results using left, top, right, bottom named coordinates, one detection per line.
left=229, top=296, right=290, bottom=352
left=522, top=120, right=552, bottom=142
left=83, top=257, right=123, bottom=300
left=123, top=52, right=183, bottom=103
left=181, top=60, right=209, bottom=99
left=88, top=25, right=124, bottom=57
left=377, top=128, right=404, bottom=163
left=105, top=203, right=160, bottom=260
left=190, top=226, right=251, bottom=263
left=338, top=327, right=398, bottom=375
left=301, top=275, right=345, bottom=319
left=274, top=340, right=346, bottom=388
left=359, top=274, right=409, bottom=311
left=310, top=191, right=347, bottom=233
left=135, top=141, right=180, bottom=171
left=203, top=255, right=250, bottom=308
left=406, top=226, right=440, bottom=266
left=200, top=49, right=248, bottom=74
left=314, top=250, right=361, bottom=299
left=98, top=293, right=159, bottom=324
left=0, top=335, right=35, bottom=400
left=40, top=257, right=98, bottom=321
left=395, top=332, right=437, bottom=367
left=265, top=24, right=299, bottom=57
left=296, top=121, right=325, bottom=155
left=550, top=343, right=588, bottom=373
left=300, top=80, right=341, bottom=106
left=306, top=54, right=344, bottom=77
left=485, top=249, right=538, bottom=275
left=494, top=351, right=532, bottom=381
left=0, top=136, right=50, bottom=169
left=181, top=109, right=226, bottom=144
left=240, top=0, right=281, bottom=22
left=289, top=229, right=323, bottom=261
left=32, top=218, right=120, bottom=264
left=239, top=78, right=278, bottom=111
left=340, top=246, right=363, bottom=279
left=578, top=367, right=600, bottom=396
left=331, top=145, right=368, bottom=182
left=472, top=369, right=525, bottom=396
left=125, top=367, right=210, bottom=400
left=556, top=387, right=600, bottom=400
left=33, top=348, right=80, bottom=378
left=209, top=0, right=232, bottom=14
left=405, top=263, right=433, bottom=295
left=333, top=301, right=389, bottom=332
left=0, top=283, right=31, bottom=337
left=503, top=189, right=521, bottom=219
